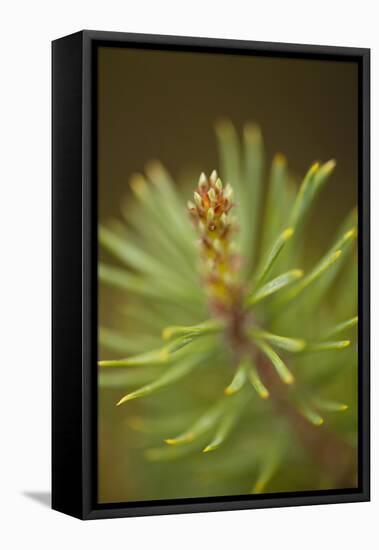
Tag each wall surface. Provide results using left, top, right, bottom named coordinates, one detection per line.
left=0, top=1, right=376, bottom=548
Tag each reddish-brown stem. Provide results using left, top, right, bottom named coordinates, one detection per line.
left=226, top=317, right=357, bottom=488
left=255, top=354, right=357, bottom=487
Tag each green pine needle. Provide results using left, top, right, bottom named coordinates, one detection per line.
left=98, top=118, right=358, bottom=499
left=247, top=269, right=304, bottom=306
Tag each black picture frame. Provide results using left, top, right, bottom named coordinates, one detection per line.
left=52, top=30, right=370, bottom=520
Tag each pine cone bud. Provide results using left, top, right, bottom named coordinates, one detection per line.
left=188, top=171, right=242, bottom=317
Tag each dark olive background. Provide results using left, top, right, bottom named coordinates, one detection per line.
left=97, top=45, right=358, bottom=503
left=98, top=45, right=358, bottom=239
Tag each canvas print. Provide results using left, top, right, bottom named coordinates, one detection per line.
left=97, top=47, right=358, bottom=504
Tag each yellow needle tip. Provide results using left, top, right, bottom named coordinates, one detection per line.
left=162, top=327, right=173, bottom=340
left=274, top=153, right=287, bottom=166
left=129, top=174, right=147, bottom=196
left=293, top=269, right=304, bottom=278
left=282, top=227, right=294, bottom=241
left=323, top=159, right=337, bottom=173
left=116, top=395, right=131, bottom=406
left=344, top=227, right=358, bottom=240
left=339, top=340, right=351, bottom=349
left=202, top=445, right=216, bottom=453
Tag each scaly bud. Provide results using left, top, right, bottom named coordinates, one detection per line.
left=208, top=188, right=217, bottom=203
left=198, top=172, right=208, bottom=190
left=210, top=169, right=218, bottom=184
left=207, top=207, right=215, bottom=223
left=194, top=191, right=202, bottom=207
left=188, top=174, right=243, bottom=318
left=224, top=183, right=233, bottom=200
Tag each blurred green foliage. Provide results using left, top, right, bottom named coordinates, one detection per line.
left=98, top=120, right=358, bottom=503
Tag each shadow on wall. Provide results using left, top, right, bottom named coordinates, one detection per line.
left=22, top=491, right=51, bottom=508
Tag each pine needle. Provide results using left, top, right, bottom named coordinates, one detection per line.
left=312, top=398, right=348, bottom=412
left=115, top=352, right=209, bottom=406
left=99, top=347, right=171, bottom=368
left=202, top=395, right=248, bottom=453
left=297, top=400, right=324, bottom=426
left=323, top=316, right=358, bottom=338
left=252, top=329, right=305, bottom=352
left=304, top=340, right=351, bottom=353
left=251, top=445, right=281, bottom=494
left=243, top=122, right=264, bottom=270
left=247, top=269, right=304, bottom=306
left=162, top=320, right=222, bottom=341
left=224, top=360, right=248, bottom=396
left=282, top=250, right=342, bottom=303
left=165, top=399, right=228, bottom=446
left=252, top=226, right=295, bottom=289
left=255, top=340, right=295, bottom=385
left=248, top=365, right=270, bottom=399
left=289, top=159, right=336, bottom=229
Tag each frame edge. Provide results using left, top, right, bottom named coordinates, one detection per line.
left=52, top=31, right=86, bottom=519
